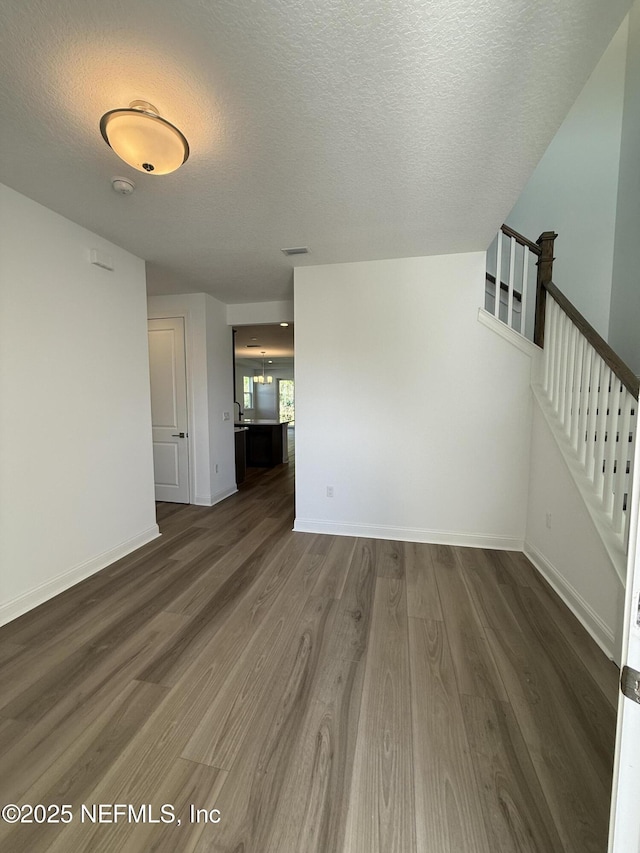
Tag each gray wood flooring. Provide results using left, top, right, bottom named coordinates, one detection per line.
left=0, top=446, right=619, bottom=851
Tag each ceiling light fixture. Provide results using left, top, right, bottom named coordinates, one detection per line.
left=254, top=351, right=273, bottom=384
left=100, top=100, right=189, bottom=175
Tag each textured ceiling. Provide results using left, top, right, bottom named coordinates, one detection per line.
left=0, top=0, right=632, bottom=304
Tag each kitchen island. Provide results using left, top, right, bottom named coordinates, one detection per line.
left=234, top=419, right=291, bottom=467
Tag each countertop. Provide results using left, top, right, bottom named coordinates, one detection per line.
left=234, top=419, right=291, bottom=426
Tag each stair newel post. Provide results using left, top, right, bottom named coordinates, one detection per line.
left=534, top=230, right=558, bottom=348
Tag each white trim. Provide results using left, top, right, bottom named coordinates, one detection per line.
left=531, top=384, right=627, bottom=584
left=523, top=540, right=617, bottom=661
left=0, top=525, right=161, bottom=628
left=293, top=518, right=523, bottom=550
left=477, top=307, right=540, bottom=358
left=194, top=485, right=238, bottom=507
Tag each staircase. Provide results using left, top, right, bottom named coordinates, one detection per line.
left=484, top=225, right=638, bottom=654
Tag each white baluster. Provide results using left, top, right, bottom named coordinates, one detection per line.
left=543, top=298, right=556, bottom=396
left=603, top=379, right=622, bottom=516
left=624, top=409, right=636, bottom=546
left=613, top=391, right=633, bottom=533
left=585, top=354, right=601, bottom=482
left=494, top=230, right=502, bottom=319
left=593, top=366, right=612, bottom=502
left=561, top=322, right=577, bottom=431
left=577, top=345, right=593, bottom=465
left=554, top=311, right=568, bottom=415
left=548, top=304, right=556, bottom=404
left=570, top=334, right=585, bottom=450
left=507, top=236, right=516, bottom=330
left=521, top=248, right=529, bottom=339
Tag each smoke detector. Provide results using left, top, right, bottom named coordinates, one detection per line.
left=111, top=176, right=136, bottom=195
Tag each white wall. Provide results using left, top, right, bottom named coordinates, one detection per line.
left=205, top=295, right=237, bottom=496
left=294, top=253, right=533, bottom=548
left=147, top=293, right=236, bottom=504
left=0, top=184, right=158, bottom=625
left=609, top=1, right=640, bottom=374
left=506, top=18, right=628, bottom=338
left=227, top=300, right=293, bottom=326
left=524, top=402, right=625, bottom=661
left=254, top=365, right=295, bottom=419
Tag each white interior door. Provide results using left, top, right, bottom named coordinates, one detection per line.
left=609, top=436, right=640, bottom=852
left=148, top=317, right=190, bottom=503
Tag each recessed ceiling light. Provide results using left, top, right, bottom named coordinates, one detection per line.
left=280, top=322, right=289, bottom=327
left=281, top=247, right=309, bottom=256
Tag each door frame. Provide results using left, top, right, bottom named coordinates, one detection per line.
left=608, top=423, right=640, bottom=851
left=147, top=309, right=195, bottom=505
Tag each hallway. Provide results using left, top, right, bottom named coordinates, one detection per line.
left=0, top=448, right=618, bottom=852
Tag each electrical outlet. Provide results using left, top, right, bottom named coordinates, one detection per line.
left=545, top=512, right=552, bottom=530
left=326, top=486, right=334, bottom=498
left=223, top=412, right=230, bottom=421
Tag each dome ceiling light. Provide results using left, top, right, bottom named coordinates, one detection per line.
left=99, top=100, right=189, bottom=175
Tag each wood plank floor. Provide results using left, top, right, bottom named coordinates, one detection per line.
left=0, top=441, right=619, bottom=852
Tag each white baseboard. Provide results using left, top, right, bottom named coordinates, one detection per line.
left=0, top=525, right=161, bottom=628
left=523, top=540, right=616, bottom=661
left=293, top=518, right=523, bottom=551
left=194, top=485, right=237, bottom=507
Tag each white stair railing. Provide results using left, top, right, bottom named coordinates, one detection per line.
left=485, top=225, right=540, bottom=341
left=540, top=288, right=638, bottom=548
left=485, top=225, right=639, bottom=552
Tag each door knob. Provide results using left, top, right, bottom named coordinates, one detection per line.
left=171, top=432, right=186, bottom=438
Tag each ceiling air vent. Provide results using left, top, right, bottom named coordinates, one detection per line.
left=281, top=246, right=309, bottom=256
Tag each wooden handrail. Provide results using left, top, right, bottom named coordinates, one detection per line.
left=501, top=224, right=542, bottom=256
left=543, top=280, right=639, bottom=399
left=494, top=224, right=638, bottom=398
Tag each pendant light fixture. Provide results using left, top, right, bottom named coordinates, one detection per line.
left=254, top=352, right=273, bottom=384
left=100, top=100, right=189, bottom=175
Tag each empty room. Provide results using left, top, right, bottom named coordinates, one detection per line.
left=1, top=1, right=640, bottom=851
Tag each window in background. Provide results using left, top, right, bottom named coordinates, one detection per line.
left=243, top=375, right=253, bottom=411
left=278, top=378, right=294, bottom=424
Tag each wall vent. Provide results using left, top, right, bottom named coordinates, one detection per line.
left=281, top=246, right=309, bottom=256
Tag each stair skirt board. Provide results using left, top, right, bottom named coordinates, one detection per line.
left=293, top=519, right=523, bottom=551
